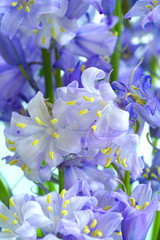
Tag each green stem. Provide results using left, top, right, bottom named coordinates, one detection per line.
left=151, top=211, right=160, bottom=240
left=54, top=47, right=63, bottom=88
left=59, top=168, right=64, bottom=193
left=41, top=48, right=54, bottom=103
left=110, top=0, right=122, bottom=83
left=124, top=171, right=131, bottom=196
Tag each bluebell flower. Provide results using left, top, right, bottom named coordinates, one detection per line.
left=101, top=0, right=116, bottom=15
left=124, top=0, right=160, bottom=31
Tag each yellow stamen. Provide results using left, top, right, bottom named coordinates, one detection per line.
left=122, top=158, right=127, bottom=168
left=129, top=198, right=135, bottom=207
left=35, top=117, right=44, bottom=126
left=146, top=5, right=154, bottom=10
left=105, top=157, right=111, bottom=167
left=25, top=6, right=30, bottom=12
left=47, top=206, right=53, bottom=212
left=92, top=125, right=97, bottom=132
left=81, top=64, right=86, bottom=72
left=60, top=26, right=66, bottom=32
left=104, top=56, right=111, bottom=63
left=90, top=219, right=97, bottom=229
left=3, top=229, right=13, bottom=233
left=135, top=205, right=141, bottom=210
left=30, top=0, right=35, bottom=4
left=51, top=28, right=56, bottom=39
left=9, top=147, right=16, bottom=152
left=7, top=139, right=15, bottom=145
left=104, top=206, right=111, bottom=211
left=151, top=173, right=158, bottom=179
left=101, top=147, right=110, bottom=154
left=104, top=147, right=112, bottom=155
left=60, top=189, right=66, bottom=198
left=16, top=123, right=26, bottom=128
left=42, top=37, right=46, bottom=44
left=117, top=155, right=122, bottom=164
left=48, top=18, right=53, bottom=24
left=142, top=202, right=149, bottom=210
left=63, top=200, right=70, bottom=208
left=17, top=5, right=23, bottom=10
left=0, top=214, right=8, bottom=222
left=132, top=85, right=139, bottom=90
left=157, top=166, right=160, bottom=176
left=61, top=210, right=68, bottom=216
left=21, top=163, right=27, bottom=171
left=83, top=226, right=90, bottom=234
left=26, top=167, right=31, bottom=173
left=83, top=96, right=94, bottom=102
left=115, top=231, right=122, bottom=236
left=32, top=139, right=39, bottom=146
left=11, top=2, right=18, bottom=7
left=68, top=68, right=74, bottom=73
left=33, top=29, right=38, bottom=34
left=97, top=111, right=102, bottom=117
left=142, top=173, right=148, bottom=179
left=153, top=0, right=158, bottom=6
left=14, top=213, right=19, bottom=221
left=47, top=194, right=51, bottom=204
left=146, top=167, right=150, bottom=173
left=136, top=99, right=145, bottom=106
left=9, top=198, right=15, bottom=207
left=50, top=118, right=58, bottom=125
left=92, top=229, right=102, bottom=237
left=10, top=159, right=18, bottom=166
left=13, top=220, right=18, bottom=225
left=49, top=151, right=54, bottom=160
left=79, top=109, right=88, bottom=115
left=53, top=133, right=60, bottom=139
left=66, top=100, right=76, bottom=105
left=115, top=147, right=121, bottom=155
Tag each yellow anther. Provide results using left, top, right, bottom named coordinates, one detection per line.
left=83, top=226, right=90, bottom=234
left=9, top=146, right=16, bottom=152
left=0, top=214, right=8, bottom=222
left=35, top=117, right=44, bottom=126
left=50, top=118, right=58, bottom=125
left=104, top=147, right=112, bottom=155
left=143, top=173, right=148, bottom=179
left=104, top=206, right=111, bottom=211
left=136, top=99, right=145, bottom=106
left=14, top=213, right=19, bottom=221
left=146, top=167, right=150, bottom=173
left=101, top=146, right=110, bottom=154
left=16, top=123, right=26, bottom=128
left=81, top=64, right=86, bottom=72
left=117, top=155, right=122, bottom=164
left=7, top=139, right=15, bottom=145
left=13, top=220, right=18, bottom=225
left=30, top=0, right=35, bottom=4
left=92, top=125, right=97, bottom=132
left=17, top=5, right=23, bottom=10
left=115, top=147, right=121, bottom=155
left=21, top=163, right=27, bottom=171
left=151, top=173, right=158, bottom=179
left=33, top=29, right=38, bottom=34
left=26, top=167, right=31, bottom=173
left=127, top=92, right=132, bottom=96
left=130, top=94, right=138, bottom=101
left=146, top=5, right=154, bottom=10
left=53, top=133, right=60, bottom=139
left=60, top=189, right=66, bottom=198
left=92, top=229, right=103, bottom=237
left=42, top=37, right=46, bottom=44
left=9, top=198, right=15, bottom=207
left=11, top=2, right=18, bottom=7
left=47, top=194, right=51, bottom=204
left=122, top=158, right=127, bottom=168
left=105, top=157, right=111, bottom=167
left=60, top=26, right=66, bottom=32
left=79, top=109, right=88, bottom=115
left=115, top=231, right=122, bottom=236
left=157, top=167, right=160, bottom=176
left=131, top=85, right=139, bottom=90
left=47, top=206, right=53, bottom=212
left=66, top=100, right=76, bottom=105
left=90, top=219, right=97, bottom=229
left=48, top=18, right=53, bottom=24
left=32, top=139, right=39, bottom=146
left=153, top=0, right=158, bottom=6
left=135, top=205, right=141, bottom=210
left=25, top=6, right=30, bottom=12
left=83, top=96, right=94, bottom=102
left=10, top=160, right=18, bottom=166
left=49, top=151, right=54, bottom=160
left=142, top=202, right=149, bottom=210
left=104, top=56, right=110, bottom=63
left=97, top=111, right=102, bottom=117
left=113, top=31, right=118, bottom=36
left=63, top=200, right=70, bottom=209
left=3, top=229, right=13, bottom=233
left=51, top=28, right=56, bottom=39
left=61, top=210, right=68, bottom=216
left=68, top=68, right=74, bottom=73
left=129, top=198, right=135, bottom=207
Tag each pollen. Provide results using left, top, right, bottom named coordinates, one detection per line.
left=0, top=214, right=8, bottom=222
left=47, top=194, right=51, bottom=203
left=17, top=5, right=23, bottom=10
left=16, top=123, right=26, bottom=128
left=92, top=229, right=102, bottom=237
left=63, top=200, right=70, bottom=208
left=117, top=155, right=122, bottom=164
left=47, top=206, right=53, bottom=212
left=7, top=139, right=15, bottom=145
left=66, top=100, right=76, bottom=105
left=53, top=133, right=60, bottom=139
left=90, top=219, right=97, bottom=229
left=92, top=125, right=97, bottom=132
left=33, top=29, right=38, bottom=34
left=10, top=159, right=18, bottom=166
left=61, top=210, right=68, bottom=216
left=60, top=189, right=66, bottom=198
left=50, top=118, right=58, bottom=125
left=26, top=167, right=31, bottom=173
left=97, top=111, right=102, bottom=117
left=115, top=231, right=122, bottom=236
left=3, top=229, right=13, bottom=233
left=142, top=202, right=149, bottom=210
left=21, top=163, right=27, bottom=171
left=49, top=151, right=54, bottom=160
left=9, top=198, right=15, bottom=207
left=135, top=205, right=141, bottom=210
left=129, top=198, right=135, bottom=207
left=105, top=157, right=111, bottom=167
left=32, top=139, right=39, bottom=146
left=11, top=1, right=18, bottom=7
left=35, top=117, right=44, bottom=126
left=101, top=146, right=110, bottom=154
left=25, top=6, right=30, bottom=12
left=83, top=96, right=94, bottom=102
left=104, top=205, right=111, bottom=211
left=9, top=146, right=16, bottom=151
left=79, top=109, right=88, bottom=115
left=83, top=226, right=90, bottom=234
left=122, top=158, right=127, bottom=168
left=60, top=26, right=66, bottom=32
left=13, top=220, right=18, bottom=225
